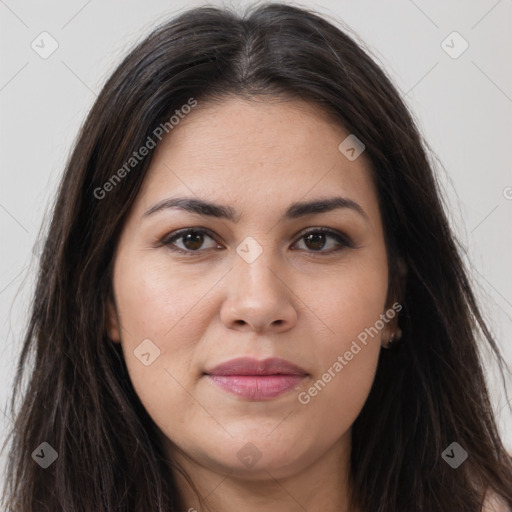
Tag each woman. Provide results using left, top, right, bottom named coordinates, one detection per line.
left=2, top=3, right=511, bottom=511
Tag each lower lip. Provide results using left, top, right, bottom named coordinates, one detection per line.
left=207, top=374, right=306, bottom=400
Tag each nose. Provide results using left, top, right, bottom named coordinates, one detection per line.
left=220, top=248, right=298, bottom=333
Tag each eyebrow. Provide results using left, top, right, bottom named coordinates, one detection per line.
left=142, top=195, right=369, bottom=223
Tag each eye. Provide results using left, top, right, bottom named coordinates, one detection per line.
left=160, top=227, right=353, bottom=256
left=292, top=228, right=353, bottom=254
left=161, top=228, right=221, bottom=255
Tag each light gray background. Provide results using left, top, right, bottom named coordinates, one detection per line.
left=1, top=0, right=511, bottom=478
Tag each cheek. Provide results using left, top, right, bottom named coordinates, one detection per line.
left=309, top=246, right=389, bottom=350
left=113, top=247, right=228, bottom=351
left=298, top=254, right=388, bottom=427
left=111, top=253, right=213, bottom=410
left=112, top=244, right=258, bottom=435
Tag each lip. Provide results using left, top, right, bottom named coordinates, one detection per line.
left=204, top=357, right=308, bottom=400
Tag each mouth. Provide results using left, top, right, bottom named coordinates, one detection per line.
left=204, top=357, right=308, bottom=400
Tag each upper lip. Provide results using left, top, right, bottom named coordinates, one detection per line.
left=205, top=357, right=308, bottom=376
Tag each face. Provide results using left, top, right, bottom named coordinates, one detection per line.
left=108, top=96, right=395, bottom=481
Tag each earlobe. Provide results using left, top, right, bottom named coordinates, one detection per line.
left=381, top=317, right=398, bottom=348
left=106, top=298, right=121, bottom=343
left=398, top=257, right=408, bottom=278
left=382, top=256, right=406, bottom=347
left=381, top=311, right=402, bottom=349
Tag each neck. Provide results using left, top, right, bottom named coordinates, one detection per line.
left=166, top=432, right=358, bottom=512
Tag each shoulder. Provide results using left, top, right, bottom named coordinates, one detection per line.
left=482, top=492, right=510, bottom=512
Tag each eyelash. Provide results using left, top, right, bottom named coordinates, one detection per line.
left=160, top=227, right=354, bottom=257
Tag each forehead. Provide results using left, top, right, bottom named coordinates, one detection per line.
left=132, top=96, right=379, bottom=224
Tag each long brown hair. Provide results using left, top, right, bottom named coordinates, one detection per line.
left=2, top=3, right=511, bottom=511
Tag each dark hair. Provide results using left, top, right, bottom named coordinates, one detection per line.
left=2, top=2, right=511, bottom=511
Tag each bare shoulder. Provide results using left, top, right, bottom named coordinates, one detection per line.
left=482, top=492, right=511, bottom=512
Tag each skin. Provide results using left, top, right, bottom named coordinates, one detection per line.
left=107, top=96, right=399, bottom=512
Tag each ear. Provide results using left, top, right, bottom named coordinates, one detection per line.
left=381, top=256, right=407, bottom=346
left=106, top=297, right=121, bottom=343
left=397, top=256, right=408, bottom=280
left=381, top=313, right=399, bottom=347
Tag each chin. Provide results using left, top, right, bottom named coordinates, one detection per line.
left=197, top=434, right=318, bottom=480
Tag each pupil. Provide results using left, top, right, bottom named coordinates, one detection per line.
left=184, top=232, right=203, bottom=250
left=305, top=233, right=325, bottom=250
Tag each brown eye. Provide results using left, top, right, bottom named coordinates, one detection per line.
left=181, top=231, right=206, bottom=251
left=303, top=232, right=327, bottom=250
left=162, top=227, right=352, bottom=257
left=162, top=229, right=220, bottom=254
left=293, top=228, right=351, bottom=254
